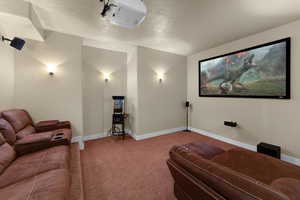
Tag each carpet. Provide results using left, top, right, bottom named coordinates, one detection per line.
left=70, top=143, right=84, bottom=200
left=81, top=131, right=235, bottom=200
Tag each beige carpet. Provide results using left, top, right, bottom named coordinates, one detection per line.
left=81, top=131, right=235, bottom=200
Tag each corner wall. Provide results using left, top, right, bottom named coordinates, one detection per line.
left=82, top=46, right=127, bottom=136
left=188, top=20, right=300, bottom=158
left=137, top=47, right=187, bottom=135
left=14, top=31, right=84, bottom=137
left=126, top=46, right=139, bottom=134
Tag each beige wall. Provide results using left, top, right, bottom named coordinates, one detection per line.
left=82, top=46, right=127, bottom=136
left=137, top=47, right=187, bottom=134
left=0, top=43, right=15, bottom=110
left=14, top=31, right=84, bottom=137
left=188, top=20, right=300, bottom=158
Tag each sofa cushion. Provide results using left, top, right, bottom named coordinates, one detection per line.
left=0, top=134, right=5, bottom=145
left=0, top=143, right=16, bottom=175
left=271, top=178, right=300, bottom=200
left=0, top=169, right=70, bottom=200
left=211, top=148, right=300, bottom=185
left=2, top=109, right=33, bottom=132
left=0, top=145, right=69, bottom=188
left=0, top=118, right=16, bottom=145
left=16, top=125, right=36, bottom=139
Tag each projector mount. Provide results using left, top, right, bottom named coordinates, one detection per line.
left=99, top=0, right=117, bottom=17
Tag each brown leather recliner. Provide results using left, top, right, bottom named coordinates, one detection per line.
left=0, top=109, right=72, bottom=155
left=167, top=142, right=300, bottom=200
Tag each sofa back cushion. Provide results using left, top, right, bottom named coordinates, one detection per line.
left=271, top=178, right=300, bottom=200
left=0, top=118, right=16, bottom=145
left=1, top=109, right=33, bottom=133
left=0, top=143, right=16, bottom=175
left=212, top=148, right=300, bottom=185
left=170, top=146, right=289, bottom=200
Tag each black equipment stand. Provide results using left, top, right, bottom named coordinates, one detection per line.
left=111, top=96, right=126, bottom=140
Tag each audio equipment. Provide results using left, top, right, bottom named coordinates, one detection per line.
left=185, top=101, right=190, bottom=107
left=257, top=142, right=281, bottom=159
left=2, top=36, right=25, bottom=50
left=224, top=121, right=238, bottom=127
left=183, top=101, right=191, bottom=132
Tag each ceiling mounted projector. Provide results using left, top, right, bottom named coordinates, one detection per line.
left=100, top=0, right=147, bottom=28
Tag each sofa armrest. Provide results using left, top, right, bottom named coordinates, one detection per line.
left=15, top=133, right=52, bottom=145
left=14, top=134, right=52, bottom=156
left=35, top=120, right=60, bottom=132
left=36, top=120, right=60, bottom=126
left=35, top=120, right=71, bottom=132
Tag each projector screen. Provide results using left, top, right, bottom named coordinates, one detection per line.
left=199, top=38, right=291, bottom=99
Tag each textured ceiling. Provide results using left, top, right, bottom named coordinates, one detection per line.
left=27, top=0, right=300, bottom=55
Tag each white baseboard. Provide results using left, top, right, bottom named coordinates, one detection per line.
left=83, top=133, right=107, bottom=142
left=191, top=127, right=300, bottom=166
left=71, top=136, right=85, bottom=150
left=133, top=127, right=185, bottom=141
left=71, top=133, right=107, bottom=150
left=71, top=136, right=82, bottom=144
left=79, top=140, right=85, bottom=150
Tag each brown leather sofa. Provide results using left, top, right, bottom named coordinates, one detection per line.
left=0, top=109, right=73, bottom=200
left=0, top=109, right=72, bottom=155
left=0, top=109, right=71, bottom=142
left=167, top=142, right=300, bottom=200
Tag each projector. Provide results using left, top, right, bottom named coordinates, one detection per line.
left=100, top=0, right=147, bottom=28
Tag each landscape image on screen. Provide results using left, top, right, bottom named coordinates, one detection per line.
left=199, top=40, right=288, bottom=98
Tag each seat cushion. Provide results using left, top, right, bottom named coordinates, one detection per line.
left=0, top=169, right=70, bottom=200
left=16, top=125, right=36, bottom=139
left=0, top=143, right=16, bottom=175
left=0, top=145, right=70, bottom=188
left=212, top=148, right=300, bottom=185
left=1, top=109, right=33, bottom=132
left=0, top=118, right=16, bottom=145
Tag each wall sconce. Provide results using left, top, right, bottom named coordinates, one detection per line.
left=157, top=73, right=164, bottom=83
left=47, top=64, right=57, bottom=76
left=103, top=72, right=111, bottom=82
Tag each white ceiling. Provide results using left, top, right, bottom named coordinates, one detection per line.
left=23, top=0, right=300, bottom=55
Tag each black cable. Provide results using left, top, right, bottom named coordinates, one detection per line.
left=1, top=36, right=12, bottom=42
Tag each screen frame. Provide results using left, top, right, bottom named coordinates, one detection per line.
left=198, top=37, right=291, bottom=99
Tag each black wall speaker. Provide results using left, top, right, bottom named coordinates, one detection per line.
left=224, top=121, right=238, bottom=127
left=185, top=101, right=190, bottom=107
left=10, top=37, right=25, bottom=50
left=257, top=143, right=281, bottom=159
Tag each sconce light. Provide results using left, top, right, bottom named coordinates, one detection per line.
left=157, top=72, right=164, bottom=83
left=103, top=72, right=110, bottom=82
left=47, top=64, right=57, bottom=76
